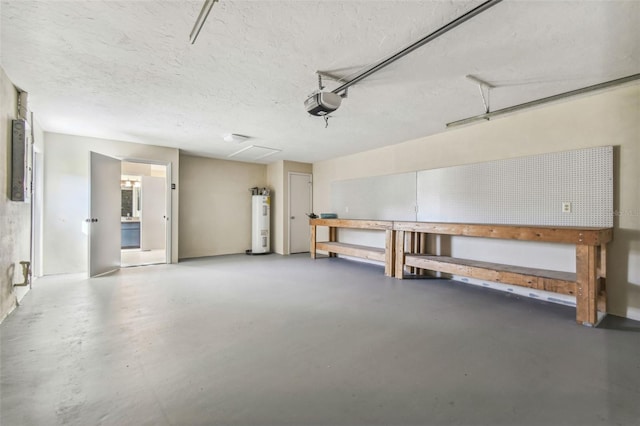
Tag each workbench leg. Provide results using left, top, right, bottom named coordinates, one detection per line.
left=384, top=230, right=395, bottom=277
left=597, top=244, right=607, bottom=314
left=310, top=225, right=316, bottom=259
left=419, top=233, right=427, bottom=275
left=408, top=231, right=419, bottom=274
left=576, top=245, right=598, bottom=326
left=395, top=230, right=405, bottom=279
left=407, top=232, right=416, bottom=274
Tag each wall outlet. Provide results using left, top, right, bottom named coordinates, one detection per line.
left=345, top=206, right=349, bottom=213
left=562, top=202, right=572, bottom=213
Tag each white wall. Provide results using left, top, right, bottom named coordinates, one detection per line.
left=32, top=120, right=45, bottom=278
left=178, top=154, right=267, bottom=259
left=0, top=67, right=31, bottom=321
left=313, top=84, right=640, bottom=320
left=43, top=132, right=179, bottom=274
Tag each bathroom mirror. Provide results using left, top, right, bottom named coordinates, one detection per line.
left=121, top=189, right=133, bottom=217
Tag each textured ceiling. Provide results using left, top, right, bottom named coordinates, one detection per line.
left=1, top=1, right=638, bottom=163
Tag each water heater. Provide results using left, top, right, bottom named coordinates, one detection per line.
left=251, top=195, right=270, bottom=254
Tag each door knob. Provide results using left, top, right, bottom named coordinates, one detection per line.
left=291, top=216, right=295, bottom=219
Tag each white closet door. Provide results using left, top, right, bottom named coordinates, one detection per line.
left=88, top=151, right=121, bottom=277
left=289, top=173, right=312, bottom=254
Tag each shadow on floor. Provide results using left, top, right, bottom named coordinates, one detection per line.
left=598, top=314, right=640, bottom=332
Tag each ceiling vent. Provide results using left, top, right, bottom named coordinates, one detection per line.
left=228, top=145, right=281, bottom=162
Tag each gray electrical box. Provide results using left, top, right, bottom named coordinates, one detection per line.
left=11, top=119, right=31, bottom=202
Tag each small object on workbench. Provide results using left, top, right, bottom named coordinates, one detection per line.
left=320, top=213, right=338, bottom=219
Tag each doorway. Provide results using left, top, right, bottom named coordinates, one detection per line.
left=288, top=172, right=312, bottom=254
left=120, top=161, right=169, bottom=267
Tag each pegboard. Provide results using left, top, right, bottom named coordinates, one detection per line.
left=331, top=172, right=417, bottom=221
left=330, top=146, right=613, bottom=227
left=416, top=146, right=613, bottom=227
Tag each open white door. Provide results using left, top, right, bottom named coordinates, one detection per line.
left=289, top=173, right=312, bottom=254
left=89, top=151, right=121, bottom=277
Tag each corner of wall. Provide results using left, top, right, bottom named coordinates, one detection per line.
left=267, top=160, right=285, bottom=254
left=0, top=66, right=31, bottom=322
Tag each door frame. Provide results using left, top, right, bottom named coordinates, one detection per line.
left=121, top=158, right=173, bottom=264
left=31, top=148, right=43, bottom=278
left=288, top=172, right=312, bottom=255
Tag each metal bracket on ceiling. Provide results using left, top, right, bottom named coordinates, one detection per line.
left=317, top=70, right=343, bottom=83
left=316, top=71, right=352, bottom=98
left=466, top=74, right=494, bottom=115
left=447, top=73, right=640, bottom=128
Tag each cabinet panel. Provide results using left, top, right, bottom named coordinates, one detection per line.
left=121, top=222, right=140, bottom=249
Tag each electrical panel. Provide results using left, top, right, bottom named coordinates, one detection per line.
left=11, top=119, right=31, bottom=202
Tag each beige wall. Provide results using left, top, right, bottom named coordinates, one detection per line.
left=178, top=154, right=267, bottom=259
left=43, top=132, right=180, bottom=274
left=0, top=67, right=31, bottom=321
left=313, top=84, right=640, bottom=320
left=267, top=160, right=312, bottom=255
left=266, top=161, right=284, bottom=254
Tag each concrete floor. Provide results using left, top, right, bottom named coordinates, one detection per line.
left=1, top=254, right=639, bottom=426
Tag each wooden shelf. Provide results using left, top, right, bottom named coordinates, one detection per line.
left=405, top=254, right=577, bottom=295
left=393, top=221, right=612, bottom=327
left=310, top=219, right=395, bottom=276
left=316, top=242, right=386, bottom=262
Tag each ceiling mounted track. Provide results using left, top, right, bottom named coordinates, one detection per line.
left=306, top=0, right=503, bottom=118
left=446, top=73, right=640, bottom=128
left=330, top=0, right=503, bottom=96
left=190, top=0, right=219, bottom=44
